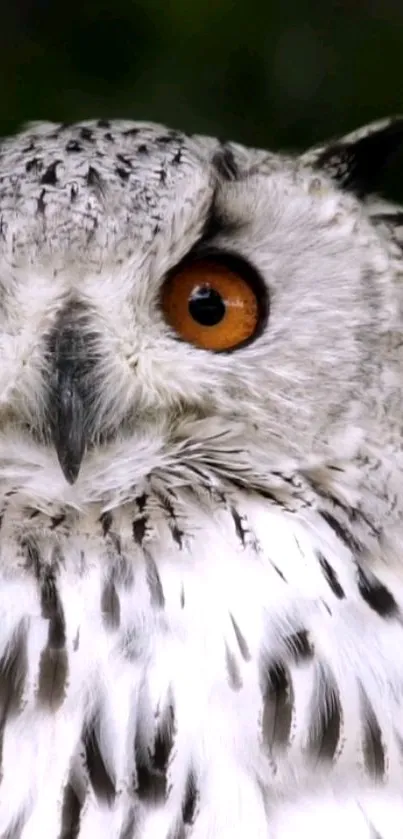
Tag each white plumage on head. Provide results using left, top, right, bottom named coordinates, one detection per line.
left=0, top=116, right=403, bottom=837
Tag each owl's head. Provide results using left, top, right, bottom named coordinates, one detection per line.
left=0, top=117, right=402, bottom=509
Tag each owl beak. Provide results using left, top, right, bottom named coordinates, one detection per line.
left=47, top=301, right=93, bottom=483
left=51, top=366, right=86, bottom=484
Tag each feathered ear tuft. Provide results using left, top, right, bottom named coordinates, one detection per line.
left=301, top=117, right=403, bottom=196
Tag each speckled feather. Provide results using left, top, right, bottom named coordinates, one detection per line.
left=0, top=117, right=403, bottom=837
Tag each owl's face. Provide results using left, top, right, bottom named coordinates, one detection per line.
left=0, top=118, right=401, bottom=506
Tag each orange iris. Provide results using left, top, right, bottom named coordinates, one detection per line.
left=161, top=258, right=261, bottom=351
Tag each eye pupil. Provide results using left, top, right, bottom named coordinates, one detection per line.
left=188, top=285, right=226, bottom=326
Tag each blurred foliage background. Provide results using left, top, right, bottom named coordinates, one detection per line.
left=1, top=0, right=403, bottom=195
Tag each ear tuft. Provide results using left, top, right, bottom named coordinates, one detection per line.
left=301, top=117, right=403, bottom=196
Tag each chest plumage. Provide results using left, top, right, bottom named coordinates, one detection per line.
left=0, top=483, right=402, bottom=839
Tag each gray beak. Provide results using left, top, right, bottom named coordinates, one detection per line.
left=48, top=303, right=91, bottom=484
left=51, top=362, right=86, bottom=484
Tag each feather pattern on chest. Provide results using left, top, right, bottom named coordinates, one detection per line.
left=1, top=477, right=403, bottom=839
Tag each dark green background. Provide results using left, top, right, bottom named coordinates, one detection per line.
left=2, top=0, right=403, bottom=195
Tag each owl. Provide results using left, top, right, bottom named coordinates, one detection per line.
left=0, top=114, right=403, bottom=839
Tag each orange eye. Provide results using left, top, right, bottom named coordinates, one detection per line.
left=161, top=256, right=265, bottom=352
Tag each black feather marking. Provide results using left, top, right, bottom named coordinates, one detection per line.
left=100, top=511, right=113, bottom=535
left=38, top=574, right=65, bottom=650
left=37, top=567, right=68, bottom=710
left=70, top=183, right=79, bottom=202
left=156, top=492, right=184, bottom=549
left=360, top=690, right=385, bottom=780
left=0, top=623, right=27, bottom=713
left=303, top=471, right=380, bottom=542
left=145, top=551, right=165, bottom=608
left=285, top=630, right=314, bottom=663
left=317, top=551, right=345, bottom=599
left=118, top=125, right=140, bottom=138
left=153, top=703, right=175, bottom=773
left=225, top=645, right=242, bottom=691
left=320, top=510, right=363, bottom=553
left=132, top=516, right=148, bottom=547
left=84, top=719, right=116, bottom=805
left=135, top=702, right=175, bottom=802
left=86, top=165, right=106, bottom=198
left=229, top=614, right=251, bottom=661
left=37, top=646, right=69, bottom=711
left=116, top=166, right=130, bottom=181
left=156, top=133, right=176, bottom=144
left=172, top=147, right=183, bottom=165
left=169, top=523, right=183, bottom=550
left=307, top=668, right=342, bottom=764
left=58, top=781, right=82, bottom=839
left=272, top=563, right=287, bottom=582
left=230, top=507, right=247, bottom=547
left=102, top=522, right=132, bottom=587
left=182, top=770, right=198, bottom=825
left=212, top=145, right=239, bottom=181
left=372, top=210, right=403, bottom=226
left=313, top=118, right=403, bottom=196
left=136, top=493, right=147, bottom=512
left=65, top=140, right=83, bottom=153
left=40, top=160, right=60, bottom=185
left=357, top=567, right=398, bottom=618
left=26, top=156, right=43, bottom=174
left=50, top=513, right=66, bottom=530
left=101, top=578, right=121, bottom=629
left=116, top=153, right=133, bottom=169
left=0, top=622, right=28, bottom=773
left=79, top=127, right=94, bottom=142
left=135, top=754, right=165, bottom=801
left=261, top=661, right=293, bottom=749
left=118, top=808, right=137, bottom=839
